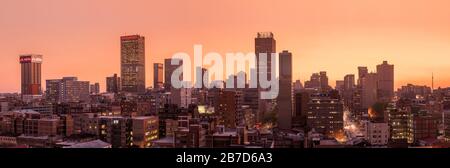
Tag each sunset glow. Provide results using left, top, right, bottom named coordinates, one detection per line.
left=1, top=0, right=450, bottom=92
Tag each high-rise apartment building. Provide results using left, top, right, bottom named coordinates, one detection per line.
left=46, top=77, right=90, bottom=103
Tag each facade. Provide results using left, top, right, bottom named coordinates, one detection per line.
left=20, top=54, right=43, bottom=100
left=255, top=32, right=276, bottom=123
left=361, top=73, right=378, bottom=109
left=306, top=92, right=344, bottom=137
left=171, top=88, right=192, bottom=109
left=90, top=83, right=100, bottom=94
left=106, top=74, right=121, bottom=93
left=153, top=63, right=164, bottom=89
left=304, top=73, right=320, bottom=89
left=216, top=91, right=237, bottom=128
left=357, top=66, right=368, bottom=85
left=304, top=72, right=330, bottom=90
left=344, top=74, right=355, bottom=91
left=412, top=112, right=437, bottom=142
left=174, top=124, right=206, bottom=148
left=255, top=32, right=276, bottom=89
left=366, top=121, right=389, bottom=146
left=164, top=58, right=183, bottom=89
left=46, top=77, right=90, bottom=103
left=98, top=116, right=130, bottom=148
left=445, top=110, right=450, bottom=140
left=120, top=35, right=146, bottom=93
left=376, top=61, right=394, bottom=102
left=387, top=104, right=413, bottom=144
left=278, top=50, right=293, bottom=130
left=397, top=84, right=432, bottom=99
left=319, top=71, right=329, bottom=90
left=131, top=116, right=159, bottom=148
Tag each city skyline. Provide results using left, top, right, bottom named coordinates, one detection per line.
left=2, top=0, right=450, bottom=93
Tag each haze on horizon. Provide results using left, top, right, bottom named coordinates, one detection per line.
left=1, top=0, right=450, bottom=93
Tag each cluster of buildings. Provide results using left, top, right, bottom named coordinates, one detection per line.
left=2, top=33, right=450, bottom=148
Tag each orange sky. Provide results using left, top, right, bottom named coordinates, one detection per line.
left=1, top=0, right=450, bottom=93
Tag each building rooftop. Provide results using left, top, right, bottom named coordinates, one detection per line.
left=132, top=116, right=157, bottom=120
left=13, top=109, right=40, bottom=114
left=152, top=137, right=174, bottom=144
left=63, top=140, right=111, bottom=148
left=98, top=116, right=124, bottom=119
left=213, top=131, right=237, bottom=137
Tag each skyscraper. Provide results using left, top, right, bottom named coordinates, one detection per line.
left=343, top=74, right=356, bottom=111
left=106, top=74, right=121, bottom=93
left=153, top=63, right=163, bottom=89
left=255, top=32, right=276, bottom=89
left=376, top=61, right=394, bottom=102
left=164, top=58, right=183, bottom=89
left=319, top=71, right=329, bottom=90
left=20, top=54, right=43, bottom=96
left=357, top=66, right=368, bottom=85
left=344, top=74, right=355, bottom=91
left=255, top=32, right=276, bottom=122
left=361, top=73, right=378, bottom=108
left=278, top=50, right=293, bottom=129
left=120, top=35, right=146, bottom=93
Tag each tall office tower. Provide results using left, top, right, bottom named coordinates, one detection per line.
left=357, top=66, right=368, bottom=85
left=46, top=77, right=90, bottom=103
left=90, top=83, right=100, bottom=94
left=153, top=63, right=164, bottom=89
left=319, top=71, right=329, bottom=90
left=120, top=35, right=146, bottom=93
left=278, top=50, right=293, bottom=129
left=20, top=54, right=43, bottom=97
left=361, top=73, right=378, bottom=109
left=106, top=74, right=121, bottom=93
left=255, top=32, right=276, bottom=123
left=343, top=74, right=356, bottom=111
left=164, top=58, right=183, bottom=89
left=255, top=32, right=276, bottom=89
left=344, top=74, right=355, bottom=91
left=376, top=61, right=394, bottom=102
